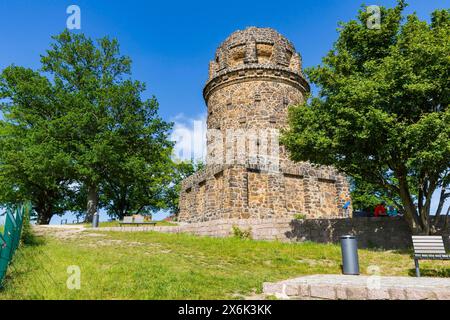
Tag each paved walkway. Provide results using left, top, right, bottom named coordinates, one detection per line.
left=263, top=275, right=450, bottom=300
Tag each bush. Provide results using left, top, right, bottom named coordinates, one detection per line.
left=294, top=213, right=307, bottom=220
left=21, top=205, right=42, bottom=246
left=231, top=225, right=252, bottom=240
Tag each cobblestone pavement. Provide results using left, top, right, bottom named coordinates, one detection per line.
left=263, top=275, right=450, bottom=300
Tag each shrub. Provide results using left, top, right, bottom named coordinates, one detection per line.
left=294, top=213, right=307, bottom=220
left=21, top=205, right=42, bottom=246
left=231, top=225, right=252, bottom=240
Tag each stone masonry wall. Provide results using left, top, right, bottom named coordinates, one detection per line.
left=178, top=163, right=351, bottom=223
left=102, top=217, right=438, bottom=250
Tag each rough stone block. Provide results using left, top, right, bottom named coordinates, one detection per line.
left=284, top=283, right=301, bottom=297
left=310, top=285, right=336, bottom=300
left=335, top=286, right=348, bottom=300
left=297, top=284, right=310, bottom=297
left=367, top=288, right=390, bottom=300
left=405, top=289, right=436, bottom=300
left=434, top=290, right=450, bottom=300
left=388, top=288, right=406, bottom=300
left=262, top=282, right=282, bottom=295
left=346, top=286, right=368, bottom=300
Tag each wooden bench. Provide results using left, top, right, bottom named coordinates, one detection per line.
left=119, top=216, right=157, bottom=227
left=412, top=236, right=450, bottom=277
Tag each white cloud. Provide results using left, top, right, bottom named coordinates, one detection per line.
left=170, top=113, right=207, bottom=162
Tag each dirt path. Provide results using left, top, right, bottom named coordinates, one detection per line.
left=33, top=225, right=149, bottom=247
left=33, top=225, right=87, bottom=239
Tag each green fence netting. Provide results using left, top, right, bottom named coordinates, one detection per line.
left=0, top=203, right=30, bottom=286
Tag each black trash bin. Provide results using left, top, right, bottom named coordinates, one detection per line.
left=340, top=235, right=360, bottom=275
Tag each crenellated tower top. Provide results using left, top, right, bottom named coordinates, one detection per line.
left=204, top=27, right=309, bottom=101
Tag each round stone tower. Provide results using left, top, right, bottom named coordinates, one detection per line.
left=204, top=27, right=310, bottom=167
left=178, top=27, right=351, bottom=223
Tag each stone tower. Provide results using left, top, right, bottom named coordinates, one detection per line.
left=204, top=27, right=308, bottom=167
left=178, top=27, right=351, bottom=223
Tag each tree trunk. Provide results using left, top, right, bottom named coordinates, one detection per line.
left=85, top=184, right=98, bottom=223
left=36, top=206, right=53, bottom=225
left=397, top=173, right=423, bottom=233
left=443, top=207, right=450, bottom=230
left=434, top=188, right=449, bottom=224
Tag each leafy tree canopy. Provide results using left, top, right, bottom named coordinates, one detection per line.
left=282, top=1, right=449, bottom=233
left=0, top=66, right=74, bottom=223
left=0, top=30, right=176, bottom=223
left=165, top=160, right=204, bottom=219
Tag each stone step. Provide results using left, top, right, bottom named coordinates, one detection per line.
left=263, top=275, right=450, bottom=300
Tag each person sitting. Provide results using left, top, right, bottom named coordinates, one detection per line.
left=374, top=203, right=387, bottom=217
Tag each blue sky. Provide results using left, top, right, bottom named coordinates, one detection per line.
left=0, top=0, right=448, bottom=223
left=1, top=0, right=447, bottom=121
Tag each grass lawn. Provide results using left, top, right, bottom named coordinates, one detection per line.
left=1, top=227, right=449, bottom=300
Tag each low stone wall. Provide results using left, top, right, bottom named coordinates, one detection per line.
left=100, top=217, right=437, bottom=250
left=285, top=217, right=413, bottom=249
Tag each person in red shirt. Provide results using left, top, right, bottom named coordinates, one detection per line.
left=374, top=203, right=387, bottom=217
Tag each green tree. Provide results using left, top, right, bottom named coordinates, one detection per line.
left=0, top=31, right=175, bottom=224
left=39, top=31, right=130, bottom=222
left=39, top=30, right=174, bottom=222
left=350, top=177, right=399, bottom=213
left=0, top=67, right=74, bottom=224
left=165, top=160, right=204, bottom=218
left=282, top=1, right=449, bottom=233
left=99, top=95, right=174, bottom=220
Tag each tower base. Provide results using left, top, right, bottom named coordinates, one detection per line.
left=178, top=162, right=351, bottom=223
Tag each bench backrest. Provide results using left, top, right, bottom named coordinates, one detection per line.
left=134, top=215, right=145, bottom=223
left=123, top=216, right=133, bottom=223
left=412, top=236, right=446, bottom=254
